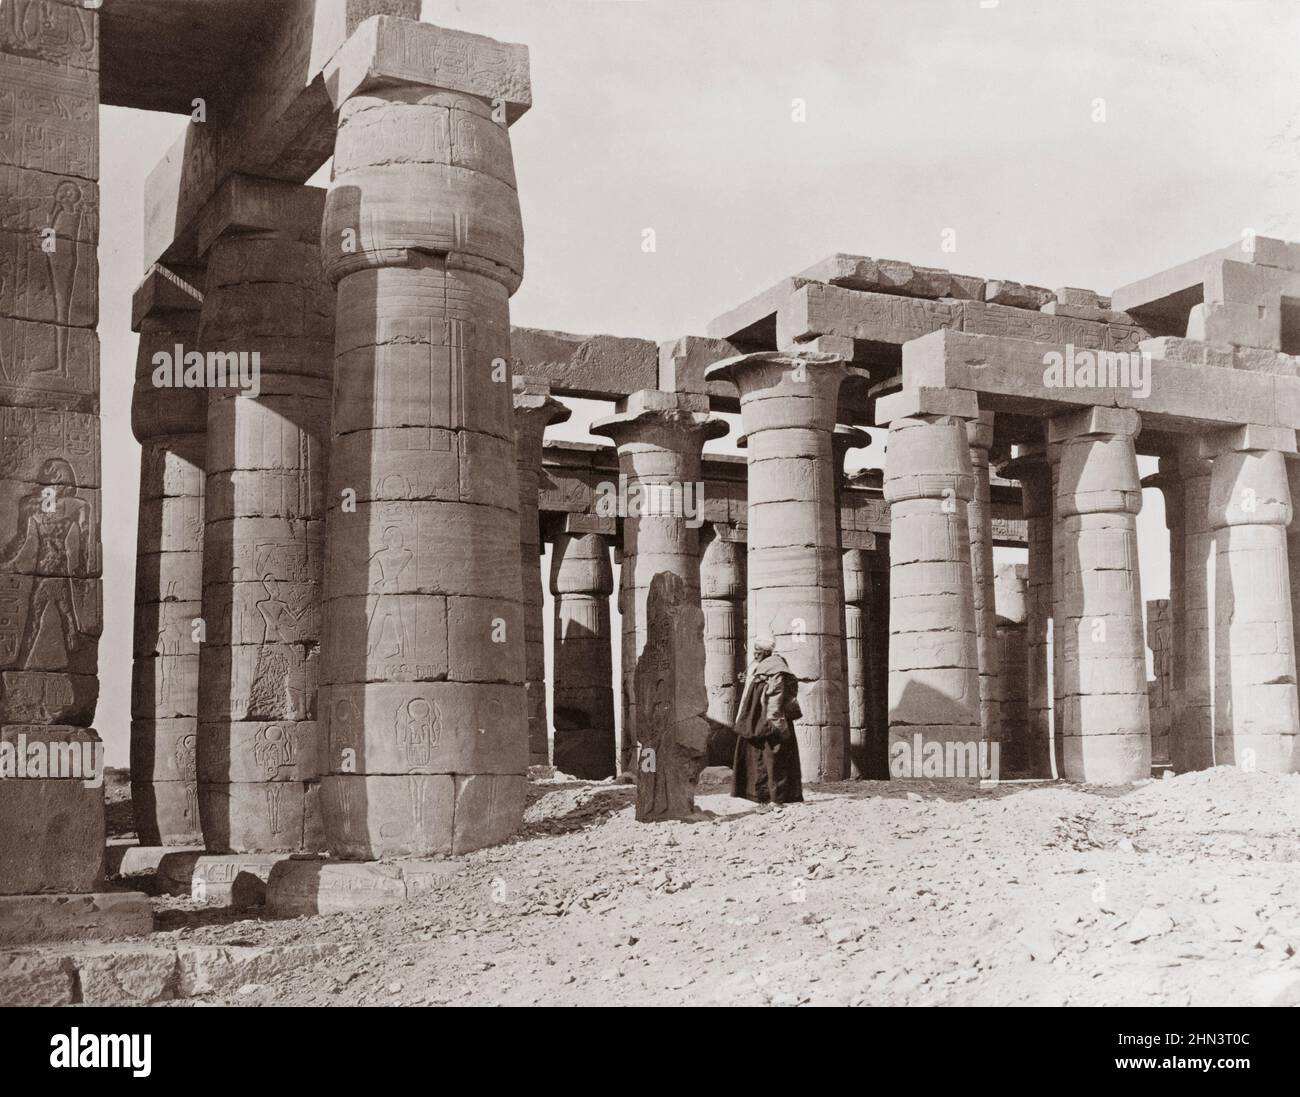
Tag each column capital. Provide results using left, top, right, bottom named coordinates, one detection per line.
left=1047, top=405, right=1141, bottom=445
left=513, top=377, right=571, bottom=448
left=833, top=424, right=871, bottom=468
left=1199, top=423, right=1298, bottom=460
left=999, top=444, right=1052, bottom=519
left=965, top=408, right=996, bottom=452
left=883, top=414, right=975, bottom=504
left=591, top=390, right=728, bottom=451
left=193, top=175, right=326, bottom=259
left=875, top=385, right=978, bottom=427
left=706, top=350, right=864, bottom=432
left=325, top=17, right=532, bottom=121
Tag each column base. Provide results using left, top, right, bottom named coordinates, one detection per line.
left=156, top=852, right=316, bottom=907
left=105, top=842, right=204, bottom=879
left=1060, top=732, right=1151, bottom=784
left=0, top=891, right=152, bottom=947
left=266, top=858, right=461, bottom=917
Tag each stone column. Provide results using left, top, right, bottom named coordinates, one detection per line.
left=865, top=546, right=891, bottom=778
left=1206, top=427, right=1300, bottom=772
left=593, top=391, right=724, bottom=820
left=700, top=523, right=746, bottom=766
left=834, top=425, right=869, bottom=778
left=316, top=20, right=533, bottom=857
left=1146, top=599, right=1173, bottom=767
left=966, top=409, right=1001, bottom=752
left=195, top=187, right=334, bottom=854
left=0, top=4, right=104, bottom=897
left=994, top=564, right=1028, bottom=779
left=513, top=379, right=570, bottom=767
left=843, top=547, right=873, bottom=777
left=1000, top=444, right=1053, bottom=778
left=706, top=351, right=863, bottom=782
left=1175, top=438, right=1214, bottom=772
left=130, top=267, right=205, bottom=847
left=1049, top=407, right=1150, bottom=783
left=877, top=389, right=981, bottom=779
left=550, top=518, right=616, bottom=779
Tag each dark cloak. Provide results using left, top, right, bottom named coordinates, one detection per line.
left=731, top=653, right=803, bottom=804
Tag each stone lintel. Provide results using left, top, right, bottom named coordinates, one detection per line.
left=324, top=17, right=532, bottom=120
left=985, top=279, right=1056, bottom=309
left=1199, top=423, right=1299, bottom=459
left=903, top=328, right=1300, bottom=432
left=875, top=385, right=979, bottom=426
left=1112, top=237, right=1300, bottom=317
left=130, top=263, right=205, bottom=332
left=1048, top=406, right=1141, bottom=444
left=194, top=175, right=327, bottom=258
left=511, top=327, right=658, bottom=401
left=795, top=253, right=987, bottom=300
left=842, top=529, right=878, bottom=552
left=561, top=513, right=617, bottom=537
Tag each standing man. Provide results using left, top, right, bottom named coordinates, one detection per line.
left=731, top=634, right=803, bottom=806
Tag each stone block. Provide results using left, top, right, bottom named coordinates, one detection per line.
left=0, top=317, right=100, bottom=412
left=0, top=891, right=151, bottom=947
left=0, top=950, right=74, bottom=1006
left=0, top=53, right=97, bottom=179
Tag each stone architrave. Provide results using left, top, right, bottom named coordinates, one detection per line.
left=877, top=387, right=982, bottom=779
left=195, top=188, right=334, bottom=855
left=315, top=20, right=533, bottom=857
left=705, top=351, right=865, bottom=783
left=512, top=378, right=570, bottom=767
left=130, top=266, right=206, bottom=846
left=1049, top=406, right=1150, bottom=783
left=0, top=9, right=107, bottom=902
left=994, top=564, right=1028, bottom=778
left=966, top=409, right=1001, bottom=750
left=999, top=444, right=1053, bottom=778
left=592, top=390, right=724, bottom=820
left=1205, top=426, right=1300, bottom=773
left=700, top=523, right=746, bottom=767
left=549, top=518, right=616, bottom=779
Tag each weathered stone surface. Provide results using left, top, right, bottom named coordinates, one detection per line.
left=512, top=326, right=658, bottom=400
left=1146, top=598, right=1173, bottom=767
left=995, top=564, right=1029, bottom=779
left=0, top=949, right=74, bottom=1006
left=156, top=851, right=304, bottom=906
left=0, top=891, right=150, bottom=947
left=550, top=527, right=616, bottom=779
left=708, top=352, right=861, bottom=782
left=799, top=253, right=986, bottom=300
left=701, top=524, right=746, bottom=767
left=266, top=857, right=461, bottom=916
left=0, top=53, right=97, bottom=179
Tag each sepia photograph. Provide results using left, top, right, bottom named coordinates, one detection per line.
left=0, top=0, right=1296, bottom=1072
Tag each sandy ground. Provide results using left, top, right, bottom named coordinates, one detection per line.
left=105, top=766, right=1300, bottom=1006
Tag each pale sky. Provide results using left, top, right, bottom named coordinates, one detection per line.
left=95, top=0, right=1300, bottom=762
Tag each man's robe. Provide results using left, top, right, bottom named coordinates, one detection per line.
left=731, top=653, right=803, bottom=804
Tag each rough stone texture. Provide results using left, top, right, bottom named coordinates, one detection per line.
left=512, top=327, right=658, bottom=401
left=513, top=378, right=570, bottom=765
left=195, top=190, right=332, bottom=854
left=156, top=851, right=302, bottom=907
left=843, top=547, right=873, bottom=778
left=880, top=399, right=981, bottom=775
left=1146, top=599, right=1173, bottom=767
left=1175, top=439, right=1215, bottom=772
left=0, top=890, right=150, bottom=947
left=1000, top=445, right=1054, bottom=779
left=994, top=564, right=1028, bottom=779
left=700, top=524, right=746, bottom=767
left=1205, top=433, right=1300, bottom=773
left=1049, top=407, right=1150, bottom=784
left=966, top=410, right=1001, bottom=751
left=316, top=22, right=531, bottom=858
left=0, top=18, right=102, bottom=901
left=706, top=351, right=863, bottom=782
left=267, top=857, right=460, bottom=916
left=549, top=522, right=616, bottom=779
left=592, top=390, right=721, bottom=818
left=130, top=266, right=205, bottom=847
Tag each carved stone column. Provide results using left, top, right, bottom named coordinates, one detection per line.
left=878, top=389, right=981, bottom=779
left=1050, top=407, right=1150, bottom=783
left=1175, top=438, right=1214, bottom=772
left=706, top=351, right=864, bottom=782
left=994, top=564, right=1028, bottom=778
left=316, top=20, right=533, bottom=857
left=966, top=409, right=1000, bottom=752
left=550, top=518, right=616, bottom=779
left=513, top=379, right=570, bottom=767
left=700, top=523, right=746, bottom=766
left=593, top=391, right=724, bottom=820
left=130, top=267, right=206, bottom=847
left=1206, top=426, right=1300, bottom=772
left=1000, top=444, right=1053, bottom=778
left=843, top=546, right=873, bottom=777
left=195, top=183, right=334, bottom=854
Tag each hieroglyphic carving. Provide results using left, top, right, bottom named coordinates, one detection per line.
left=0, top=53, right=98, bottom=179
left=0, top=316, right=99, bottom=410
left=0, top=1, right=98, bottom=71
